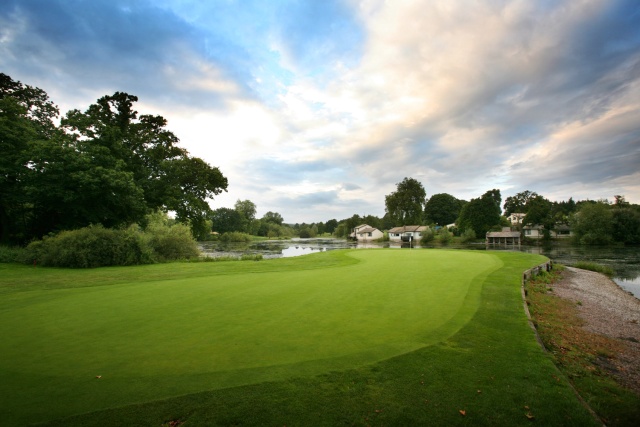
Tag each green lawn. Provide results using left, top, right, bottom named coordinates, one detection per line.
left=0, top=249, right=598, bottom=426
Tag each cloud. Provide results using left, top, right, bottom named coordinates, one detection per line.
left=0, top=0, right=251, bottom=110
left=2, top=0, right=639, bottom=223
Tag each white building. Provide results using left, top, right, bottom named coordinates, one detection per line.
left=387, top=225, right=429, bottom=243
left=351, top=224, right=384, bottom=241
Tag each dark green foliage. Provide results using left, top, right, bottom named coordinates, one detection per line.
left=571, top=201, right=614, bottom=245
left=334, top=214, right=364, bottom=238
left=261, top=211, right=284, bottom=225
left=436, top=227, right=453, bottom=244
left=457, top=189, right=502, bottom=237
left=219, top=232, right=253, bottom=242
left=298, top=227, right=313, bottom=238
left=612, top=207, right=640, bottom=244
left=419, top=228, right=434, bottom=245
left=0, top=74, right=228, bottom=244
left=23, top=225, right=151, bottom=268
left=210, top=207, right=244, bottom=233
left=234, top=199, right=257, bottom=233
left=503, top=190, right=539, bottom=215
left=423, top=193, right=463, bottom=225
left=523, top=195, right=553, bottom=226
left=0, top=73, right=60, bottom=244
left=324, top=219, right=338, bottom=234
left=460, top=228, right=477, bottom=242
left=21, top=214, right=199, bottom=268
left=0, top=245, right=26, bottom=263
left=384, top=177, right=426, bottom=225
left=144, top=222, right=200, bottom=262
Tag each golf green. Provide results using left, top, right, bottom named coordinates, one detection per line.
left=1, top=249, right=530, bottom=425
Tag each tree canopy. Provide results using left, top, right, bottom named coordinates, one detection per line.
left=424, top=193, right=464, bottom=226
left=503, top=190, right=539, bottom=216
left=384, top=177, right=426, bottom=226
left=0, top=74, right=227, bottom=244
left=571, top=201, right=614, bottom=245
left=457, top=189, right=502, bottom=236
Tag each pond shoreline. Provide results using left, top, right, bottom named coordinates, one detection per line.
left=199, top=239, right=640, bottom=298
left=555, top=267, right=640, bottom=395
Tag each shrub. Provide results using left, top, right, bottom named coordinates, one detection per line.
left=219, top=232, right=253, bottom=243
left=240, top=254, right=263, bottom=261
left=436, top=228, right=453, bottom=244
left=0, top=245, right=26, bottom=263
left=420, top=229, right=434, bottom=245
left=376, top=232, right=390, bottom=242
left=23, top=225, right=150, bottom=268
left=22, top=212, right=201, bottom=268
left=145, top=222, right=200, bottom=262
left=298, top=228, right=311, bottom=238
left=460, top=228, right=477, bottom=243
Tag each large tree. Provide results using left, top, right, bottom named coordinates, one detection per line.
left=523, top=196, right=553, bottom=227
left=234, top=199, right=257, bottom=233
left=262, top=211, right=284, bottom=225
left=62, top=92, right=228, bottom=234
left=211, top=207, right=244, bottom=234
left=571, top=201, right=613, bottom=245
left=384, top=177, right=426, bottom=225
left=0, top=75, right=228, bottom=244
left=503, top=190, right=539, bottom=216
left=423, top=193, right=463, bottom=226
left=0, top=73, right=61, bottom=243
left=457, top=189, right=502, bottom=236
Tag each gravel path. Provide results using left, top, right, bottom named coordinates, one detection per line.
left=554, top=267, right=640, bottom=394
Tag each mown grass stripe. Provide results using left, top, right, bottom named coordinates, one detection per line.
left=0, top=250, right=598, bottom=426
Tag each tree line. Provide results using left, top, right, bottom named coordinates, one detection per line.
left=327, top=178, right=640, bottom=245
left=3, top=74, right=636, bottom=249
left=209, top=200, right=340, bottom=239
left=1, top=73, right=228, bottom=245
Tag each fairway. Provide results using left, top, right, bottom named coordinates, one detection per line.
left=0, top=249, right=582, bottom=426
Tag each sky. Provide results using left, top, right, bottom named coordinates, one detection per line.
left=1, top=0, right=639, bottom=224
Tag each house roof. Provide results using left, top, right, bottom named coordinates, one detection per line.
left=388, top=225, right=428, bottom=233
left=486, top=231, right=521, bottom=238
left=357, top=227, right=379, bottom=234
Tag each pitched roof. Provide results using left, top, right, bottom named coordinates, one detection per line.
left=388, top=225, right=428, bottom=233
left=357, top=227, right=379, bottom=234
left=486, top=231, right=521, bottom=238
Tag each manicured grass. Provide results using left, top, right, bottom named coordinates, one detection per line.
left=0, top=250, right=598, bottom=426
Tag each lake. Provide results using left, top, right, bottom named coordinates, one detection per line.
left=198, top=239, right=640, bottom=298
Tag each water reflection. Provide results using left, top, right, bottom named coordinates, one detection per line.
left=198, top=239, right=640, bottom=298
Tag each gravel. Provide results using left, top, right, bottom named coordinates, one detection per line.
left=553, top=267, right=640, bottom=394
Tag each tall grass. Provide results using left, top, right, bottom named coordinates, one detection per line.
left=574, top=261, right=614, bottom=276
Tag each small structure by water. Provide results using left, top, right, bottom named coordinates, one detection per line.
left=486, top=228, right=521, bottom=248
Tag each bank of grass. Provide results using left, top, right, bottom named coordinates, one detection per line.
left=1, top=250, right=599, bottom=426
left=573, top=261, right=615, bottom=277
left=525, top=266, right=640, bottom=426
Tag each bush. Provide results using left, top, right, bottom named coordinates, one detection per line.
left=420, top=229, right=434, bottom=245
left=22, top=213, right=201, bottom=268
left=460, top=228, right=477, bottom=243
left=145, top=222, right=200, bottom=261
left=219, top=232, right=253, bottom=243
left=0, top=245, right=26, bottom=263
left=436, top=228, right=453, bottom=244
left=23, top=225, right=151, bottom=268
